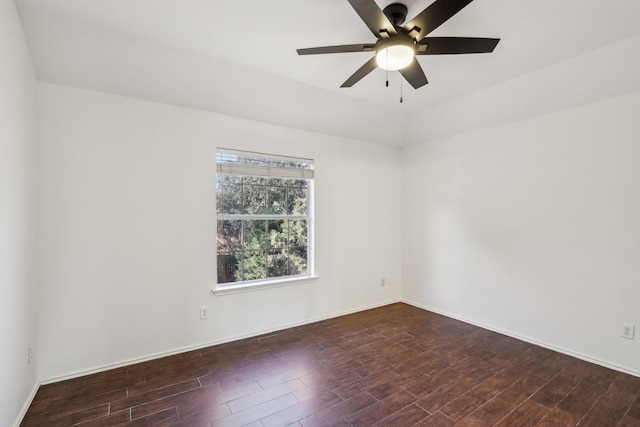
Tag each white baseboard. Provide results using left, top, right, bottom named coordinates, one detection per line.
left=41, top=298, right=402, bottom=385
left=402, top=299, right=640, bottom=379
left=13, top=380, right=39, bottom=427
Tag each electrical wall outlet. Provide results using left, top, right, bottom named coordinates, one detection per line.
left=28, top=346, right=34, bottom=364
left=200, top=305, right=209, bottom=320
left=621, top=322, right=635, bottom=339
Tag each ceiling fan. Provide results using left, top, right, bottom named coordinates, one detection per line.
left=297, top=0, right=500, bottom=89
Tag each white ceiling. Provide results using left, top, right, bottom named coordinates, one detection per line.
left=15, top=0, right=640, bottom=146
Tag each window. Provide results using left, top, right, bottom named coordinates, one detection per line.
left=215, top=148, right=314, bottom=291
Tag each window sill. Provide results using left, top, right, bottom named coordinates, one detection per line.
left=212, top=275, right=319, bottom=296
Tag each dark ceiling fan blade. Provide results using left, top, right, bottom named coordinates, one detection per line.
left=297, top=44, right=375, bottom=55
left=401, top=58, right=428, bottom=89
left=341, top=57, right=378, bottom=87
left=347, top=0, right=397, bottom=38
left=405, top=0, right=474, bottom=40
left=416, top=37, right=500, bottom=55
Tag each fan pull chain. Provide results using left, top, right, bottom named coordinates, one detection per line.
left=400, top=70, right=404, bottom=103
left=386, top=50, right=389, bottom=87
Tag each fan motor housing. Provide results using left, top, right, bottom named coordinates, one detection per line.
left=383, top=3, right=408, bottom=27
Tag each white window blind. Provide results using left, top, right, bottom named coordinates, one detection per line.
left=216, top=148, right=314, bottom=180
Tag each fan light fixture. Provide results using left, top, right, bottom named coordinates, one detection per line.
left=375, top=37, right=415, bottom=71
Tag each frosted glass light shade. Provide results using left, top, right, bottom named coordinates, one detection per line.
left=375, top=39, right=415, bottom=71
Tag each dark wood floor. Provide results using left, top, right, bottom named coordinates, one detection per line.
left=22, top=303, right=640, bottom=426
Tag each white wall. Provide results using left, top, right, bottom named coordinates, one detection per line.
left=36, top=83, right=402, bottom=381
left=402, top=91, right=640, bottom=375
left=0, top=0, right=38, bottom=425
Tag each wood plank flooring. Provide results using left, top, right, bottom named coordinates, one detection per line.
left=22, top=303, right=640, bottom=426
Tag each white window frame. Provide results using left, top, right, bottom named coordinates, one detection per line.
left=213, top=148, right=316, bottom=295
